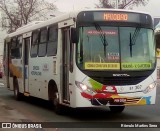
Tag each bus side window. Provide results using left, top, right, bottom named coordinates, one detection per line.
left=47, top=26, right=58, bottom=56
left=31, top=30, right=39, bottom=57
left=17, top=36, right=22, bottom=58
left=11, top=37, right=21, bottom=59
left=38, top=28, right=47, bottom=57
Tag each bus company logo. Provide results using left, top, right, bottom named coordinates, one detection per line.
left=102, top=86, right=116, bottom=93
left=113, top=74, right=130, bottom=77
left=42, top=64, right=49, bottom=71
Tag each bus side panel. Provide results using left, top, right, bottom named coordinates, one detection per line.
left=29, top=57, right=41, bottom=98
left=9, top=59, right=23, bottom=91
left=69, top=63, right=94, bottom=108
left=29, top=56, right=58, bottom=100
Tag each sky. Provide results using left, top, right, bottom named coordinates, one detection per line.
left=55, top=0, right=96, bottom=12
left=54, top=0, right=160, bottom=17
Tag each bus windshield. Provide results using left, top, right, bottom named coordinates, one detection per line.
left=77, top=26, right=155, bottom=71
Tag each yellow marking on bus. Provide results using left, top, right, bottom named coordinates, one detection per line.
left=122, top=63, right=151, bottom=70
left=124, top=99, right=146, bottom=105
left=84, top=62, right=120, bottom=70
left=157, top=48, right=160, bottom=57
left=9, top=64, right=22, bottom=78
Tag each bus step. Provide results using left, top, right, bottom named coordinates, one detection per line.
left=63, top=99, right=70, bottom=104
left=24, top=92, right=30, bottom=96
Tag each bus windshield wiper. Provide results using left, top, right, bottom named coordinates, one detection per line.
left=129, top=33, right=133, bottom=57
left=79, top=27, right=84, bottom=63
left=94, top=23, right=108, bottom=57
left=129, top=27, right=141, bottom=57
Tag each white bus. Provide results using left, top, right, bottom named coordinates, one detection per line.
left=3, top=9, right=157, bottom=114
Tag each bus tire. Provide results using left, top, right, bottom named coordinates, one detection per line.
left=13, top=78, right=23, bottom=101
left=109, top=106, right=125, bottom=113
left=53, top=91, right=64, bottom=115
left=48, top=81, right=63, bottom=115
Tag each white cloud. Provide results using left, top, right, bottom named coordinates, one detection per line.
left=133, top=0, right=160, bottom=17
left=54, top=0, right=160, bottom=17
left=55, top=0, right=97, bottom=12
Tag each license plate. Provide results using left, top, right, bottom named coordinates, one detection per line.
left=114, top=98, right=127, bottom=103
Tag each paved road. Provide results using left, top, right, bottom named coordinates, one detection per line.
left=0, top=79, right=160, bottom=131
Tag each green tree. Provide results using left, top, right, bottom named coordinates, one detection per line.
left=0, top=0, right=57, bottom=33
left=96, top=0, right=149, bottom=9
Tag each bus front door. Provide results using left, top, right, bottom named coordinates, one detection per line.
left=62, top=27, right=70, bottom=103
left=23, top=37, right=30, bottom=95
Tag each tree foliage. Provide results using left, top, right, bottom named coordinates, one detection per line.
left=0, top=0, right=57, bottom=33
left=96, top=0, right=149, bottom=9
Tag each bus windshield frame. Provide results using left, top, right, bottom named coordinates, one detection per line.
left=76, top=11, right=156, bottom=72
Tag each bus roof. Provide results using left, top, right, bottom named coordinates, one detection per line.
left=6, top=12, right=75, bottom=38
left=6, top=9, right=152, bottom=38
left=76, top=8, right=151, bottom=15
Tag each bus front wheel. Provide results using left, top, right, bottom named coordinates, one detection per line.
left=48, top=82, right=63, bottom=115
left=109, top=106, right=125, bottom=113
left=52, top=91, right=64, bottom=115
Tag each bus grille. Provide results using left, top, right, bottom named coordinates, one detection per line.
left=91, top=76, right=147, bottom=86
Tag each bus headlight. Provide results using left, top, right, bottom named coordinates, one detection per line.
left=75, top=81, right=96, bottom=94
left=143, top=82, right=156, bottom=94
left=80, top=84, right=88, bottom=90
left=75, top=81, right=88, bottom=91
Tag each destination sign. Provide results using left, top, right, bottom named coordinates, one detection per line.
left=85, top=62, right=120, bottom=70
left=103, top=13, right=128, bottom=21
left=122, top=63, right=152, bottom=70
left=94, top=12, right=140, bottom=22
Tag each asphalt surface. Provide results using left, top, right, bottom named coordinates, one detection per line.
left=0, top=79, right=56, bottom=131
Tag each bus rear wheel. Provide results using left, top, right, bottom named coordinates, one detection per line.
left=13, top=78, right=23, bottom=101
left=109, top=106, right=125, bottom=113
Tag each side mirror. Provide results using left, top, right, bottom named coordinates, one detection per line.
left=71, top=28, right=78, bottom=43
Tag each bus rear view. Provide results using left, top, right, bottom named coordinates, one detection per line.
left=74, top=10, right=156, bottom=113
